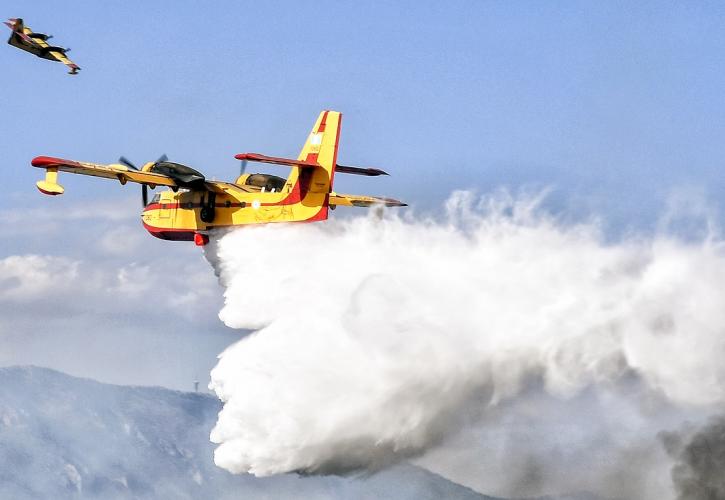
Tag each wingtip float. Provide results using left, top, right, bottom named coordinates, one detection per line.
left=5, top=17, right=80, bottom=74
left=31, top=111, right=406, bottom=246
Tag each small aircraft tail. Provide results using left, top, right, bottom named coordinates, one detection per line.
left=285, top=110, right=342, bottom=221
left=4, top=18, right=22, bottom=33
left=295, top=110, right=341, bottom=184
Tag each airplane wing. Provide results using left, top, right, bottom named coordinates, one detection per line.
left=31, top=156, right=177, bottom=195
left=41, top=46, right=81, bottom=75
left=329, top=193, right=407, bottom=208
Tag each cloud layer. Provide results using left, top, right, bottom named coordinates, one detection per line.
left=0, top=203, right=233, bottom=390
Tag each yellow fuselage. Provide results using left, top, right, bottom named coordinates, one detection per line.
left=141, top=179, right=329, bottom=241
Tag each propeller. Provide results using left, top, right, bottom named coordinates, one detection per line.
left=118, top=156, right=138, bottom=171
left=119, top=154, right=168, bottom=207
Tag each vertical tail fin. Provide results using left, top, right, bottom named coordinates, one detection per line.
left=296, top=110, right=341, bottom=188
left=286, top=110, right=342, bottom=221
left=5, top=18, right=23, bottom=33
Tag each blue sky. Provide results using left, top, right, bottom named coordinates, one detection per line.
left=2, top=1, right=725, bottom=388
left=3, top=1, right=725, bottom=221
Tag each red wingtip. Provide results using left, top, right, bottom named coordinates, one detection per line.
left=31, top=156, right=81, bottom=168
left=32, top=156, right=62, bottom=168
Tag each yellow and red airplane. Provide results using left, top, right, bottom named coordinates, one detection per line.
left=5, top=18, right=80, bottom=74
left=31, top=111, right=406, bottom=246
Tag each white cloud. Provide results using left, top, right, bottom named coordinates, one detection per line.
left=0, top=255, right=80, bottom=301
left=0, top=207, right=232, bottom=390
left=98, top=225, right=146, bottom=256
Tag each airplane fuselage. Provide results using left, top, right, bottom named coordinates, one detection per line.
left=141, top=177, right=330, bottom=242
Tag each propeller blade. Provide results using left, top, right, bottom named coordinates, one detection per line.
left=118, top=156, right=139, bottom=171
left=142, top=184, right=148, bottom=207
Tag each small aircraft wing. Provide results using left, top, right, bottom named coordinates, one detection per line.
left=31, top=156, right=177, bottom=195
left=329, top=193, right=407, bottom=208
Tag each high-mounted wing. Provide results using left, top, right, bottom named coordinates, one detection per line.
left=5, top=18, right=80, bottom=74
left=329, top=193, right=407, bottom=208
left=31, top=156, right=177, bottom=195
left=31, top=155, right=257, bottom=198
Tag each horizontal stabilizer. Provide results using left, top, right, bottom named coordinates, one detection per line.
left=335, top=164, right=389, bottom=176
left=234, top=153, right=319, bottom=168
left=329, top=193, right=407, bottom=208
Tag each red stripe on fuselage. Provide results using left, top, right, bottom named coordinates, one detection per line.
left=142, top=221, right=196, bottom=241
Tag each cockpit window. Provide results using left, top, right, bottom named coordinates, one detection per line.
left=150, top=193, right=161, bottom=204
left=244, top=174, right=286, bottom=192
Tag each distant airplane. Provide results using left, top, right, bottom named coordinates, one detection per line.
left=31, top=111, right=406, bottom=246
left=5, top=18, right=80, bottom=74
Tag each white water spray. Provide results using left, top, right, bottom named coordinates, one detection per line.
left=207, top=191, right=725, bottom=483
